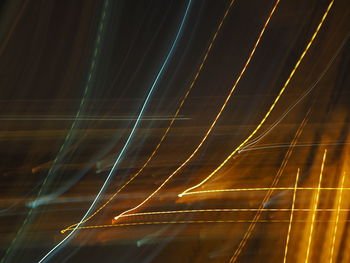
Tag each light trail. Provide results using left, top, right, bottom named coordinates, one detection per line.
left=111, top=0, right=281, bottom=224
left=0, top=0, right=29, bottom=55
left=238, top=33, right=350, bottom=153
left=38, top=1, right=193, bottom=262
left=283, top=169, right=299, bottom=263
left=62, top=0, right=237, bottom=233
left=0, top=115, right=190, bottom=121
left=305, top=149, right=327, bottom=263
left=116, top=207, right=350, bottom=220
left=329, top=171, right=346, bottom=263
left=179, top=187, right=350, bottom=197
left=239, top=141, right=350, bottom=153
left=179, top=0, right=334, bottom=198
left=62, top=219, right=350, bottom=233
left=229, top=113, right=309, bottom=263
left=1, top=1, right=112, bottom=263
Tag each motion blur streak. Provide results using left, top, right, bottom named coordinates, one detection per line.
left=113, top=0, right=280, bottom=223
left=0, top=0, right=29, bottom=55
left=229, top=109, right=310, bottom=263
left=0, top=115, right=189, bottom=121
left=62, top=219, right=350, bottom=233
left=305, top=149, right=327, bottom=263
left=38, top=1, right=193, bottom=262
left=239, top=33, right=350, bottom=153
left=175, top=187, right=350, bottom=196
left=1, top=0, right=111, bottom=262
left=109, top=207, right=350, bottom=221
left=1, top=0, right=349, bottom=262
left=240, top=141, right=350, bottom=153
left=180, top=0, right=335, bottom=198
left=64, top=0, right=236, bottom=233
left=30, top=0, right=112, bottom=208
left=330, top=172, right=346, bottom=263
left=283, top=169, right=300, bottom=263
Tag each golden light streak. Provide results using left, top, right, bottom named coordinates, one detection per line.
left=180, top=0, right=334, bottom=197
left=229, top=113, right=309, bottom=263
left=110, top=0, right=281, bottom=224
left=329, top=171, right=346, bottom=263
left=62, top=0, right=236, bottom=233
left=61, top=220, right=287, bottom=233
left=283, top=168, right=299, bottom=263
left=61, top=219, right=349, bottom=233
left=120, top=207, right=350, bottom=219
left=179, top=187, right=350, bottom=196
left=305, top=149, right=327, bottom=263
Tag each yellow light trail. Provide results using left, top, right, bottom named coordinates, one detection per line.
left=179, top=187, right=350, bottom=196
left=283, top=168, right=299, bottom=263
left=179, top=0, right=334, bottom=198
left=119, top=207, right=350, bottom=219
left=61, top=220, right=291, bottom=233
left=305, top=149, right=327, bottom=263
left=330, top=171, right=346, bottom=263
left=62, top=0, right=237, bottom=233
left=230, top=113, right=309, bottom=263
left=61, top=218, right=350, bottom=233
left=111, top=0, right=281, bottom=224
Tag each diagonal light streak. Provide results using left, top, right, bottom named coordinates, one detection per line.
left=112, top=0, right=281, bottom=225
left=180, top=0, right=335, bottom=198
left=38, top=1, right=193, bottom=262
left=329, top=171, right=346, bottom=263
left=63, top=0, right=237, bottom=233
left=305, top=149, right=327, bottom=263
left=283, top=168, right=300, bottom=263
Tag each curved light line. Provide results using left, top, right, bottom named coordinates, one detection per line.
left=239, top=33, right=350, bottom=153
left=0, top=1, right=112, bottom=263
left=37, top=1, right=192, bottom=262
left=112, top=0, right=280, bottom=224
left=180, top=0, right=334, bottom=197
left=62, top=0, right=237, bottom=233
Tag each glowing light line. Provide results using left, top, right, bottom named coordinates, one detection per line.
left=112, top=0, right=281, bottom=224
left=1, top=1, right=112, bottom=262
left=0, top=116, right=189, bottom=121
left=63, top=220, right=293, bottom=232
left=180, top=0, right=334, bottom=197
left=63, top=0, right=236, bottom=233
left=179, top=187, right=350, bottom=196
left=229, top=114, right=309, bottom=263
left=329, top=171, right=346, bottom=263
left=38, top=1, right=193, bottom=262
left=305, top=149, right=327, bottom=263
left=239, top=33, right=350, bottom=153
left=62, top=218, right=350, bottom=233
left=283, top=168, right=299, bottom=263
left=239, top=141, right=350, bottom=153
left=117, top=207, right=350, bottom=220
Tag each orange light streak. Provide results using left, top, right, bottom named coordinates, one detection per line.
left=180, top=0, right=334, bottom=197
left=62, top=218, right=349, bottom=233
left=329, top=171, right=346, bottom=263
left=179, top=187, right=350, bottom=197
left=63, top=0, right=236, bottom=233
left=111, top=0, right=281, bottom=224
left=229, top=113, right=308, bottom=263
left=283, top=168, right=299, bottom=263
left=120, top=207, right=349, bottom=219
left=305, top=149, right=327, bottom=263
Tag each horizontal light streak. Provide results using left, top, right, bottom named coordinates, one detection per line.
left=180, top=187, right=350, bottom=197
left=62, top=218, right=350, bottom=233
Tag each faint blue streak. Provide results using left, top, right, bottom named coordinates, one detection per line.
left=38, top=1, right=193, bottom=262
